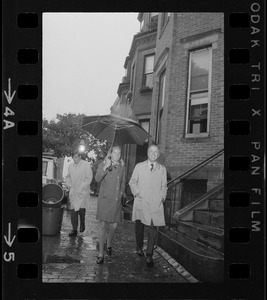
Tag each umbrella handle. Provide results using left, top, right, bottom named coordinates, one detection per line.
left=103, top=148, right=112, bottom=165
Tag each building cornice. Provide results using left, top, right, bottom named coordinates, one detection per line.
left=117, top=82, right=130, bottom=96
left=128, top=29, right=157, bottom=59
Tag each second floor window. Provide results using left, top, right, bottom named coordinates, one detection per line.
left=186, top=47, right=212, bottom=135
left=157, top=69, right=166, bottom=143
left=143, top=54, right=154, bottom=88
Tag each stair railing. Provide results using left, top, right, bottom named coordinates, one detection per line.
left=165, top=149, right=224, bottom=226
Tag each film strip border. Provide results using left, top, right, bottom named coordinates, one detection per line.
left=2, top=2, right=265, bottom=300
left=224, top=4, right=265, bottom=299
left=3, top=6, right=42, bottom=300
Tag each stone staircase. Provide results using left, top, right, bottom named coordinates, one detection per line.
left=158, top=187, right=224, bottom=282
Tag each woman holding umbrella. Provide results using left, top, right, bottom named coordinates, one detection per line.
left=95, top=145, right=126, bottom=264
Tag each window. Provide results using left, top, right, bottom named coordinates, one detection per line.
left=143, top=55, right=154, bottom=88
left=186, top=47, right=212, bottom=135
left=157, top=70, right=166, bottom=143
left=139, top=119, right=150, bottom=143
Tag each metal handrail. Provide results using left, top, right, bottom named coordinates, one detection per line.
left=167, top=149, right=224, bottom=186
left=165, top=148, right=224, bottom=226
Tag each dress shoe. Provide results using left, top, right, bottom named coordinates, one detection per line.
left=136, top=249, right=144, bottom=256
left=80, top=224, right=85, bottom=233
left=107, top=247, right=112, bottom=256
left=146, top=255, right=154, bottom=267
left=69, top=230, right=77, bottom=237
left=96, top=256, right=104, bottom=264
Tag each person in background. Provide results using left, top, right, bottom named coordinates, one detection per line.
left=65, top=149, right=93, bottom=237
left=95, top=146, right=126, bottom=264
left=129, top=144, right=167, bottom=267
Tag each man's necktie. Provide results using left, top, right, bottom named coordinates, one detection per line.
left=150, top=163, right=154, bottom=171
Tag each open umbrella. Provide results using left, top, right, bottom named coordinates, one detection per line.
left=82, top=114, right=151, bottom=146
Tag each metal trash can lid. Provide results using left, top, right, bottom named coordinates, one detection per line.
left=42, top=183, right=64, bottom=206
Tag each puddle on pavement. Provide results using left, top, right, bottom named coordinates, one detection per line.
left=43, top=254, right=80, bottom=264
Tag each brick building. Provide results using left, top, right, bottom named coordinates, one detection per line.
left=111, top=13, right=224, bottom=282
left=112, top=12, right=224, bottom=179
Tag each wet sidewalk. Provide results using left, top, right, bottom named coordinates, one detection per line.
left=42, top=196, right=198, bottom=283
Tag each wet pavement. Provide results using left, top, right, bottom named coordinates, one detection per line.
left=42, top=196, right=198, bottom=283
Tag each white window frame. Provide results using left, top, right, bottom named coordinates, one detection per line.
left=143, top=54, right=154, bottom=88
left=156, top=69, right=166, bottom=144
left=185, top=47, right=212, bottom=137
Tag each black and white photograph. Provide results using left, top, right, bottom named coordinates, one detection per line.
left=42, top=12, right=225, bottom=284
left=2, top=0, right=266, bottom=298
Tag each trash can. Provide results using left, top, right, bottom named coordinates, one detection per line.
left=42, top=183, right=64, bottom=235
left=42, top=183, right=64, bottom=207
left=42, top=207, right=64, bottom=235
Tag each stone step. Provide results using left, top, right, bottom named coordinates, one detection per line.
left=158, top=227, right=224, bottom=282
left=194, top=210, right=224, bottom=229
left=177, top=221, right=224, bottom=252
left=208, top=199, right=224, bottom=212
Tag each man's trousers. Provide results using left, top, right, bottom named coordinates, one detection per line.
left=71, top=208, right=86, bottom=230
left=135, top=219, right=157, bottom=256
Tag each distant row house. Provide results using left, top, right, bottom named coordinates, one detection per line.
left=111, top=12, right=224, bottom=282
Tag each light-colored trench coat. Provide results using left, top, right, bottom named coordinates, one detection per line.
left=65, top=159, right=93, bottom=211
left=129, top=160, right=167, bottom=226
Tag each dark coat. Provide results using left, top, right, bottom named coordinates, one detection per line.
left=95, top=161, right=126, bottom=222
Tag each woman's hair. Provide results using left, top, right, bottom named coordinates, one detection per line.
left=111, top=145, right=121, bottom=152
left=104, top=145, right=124, bottom=167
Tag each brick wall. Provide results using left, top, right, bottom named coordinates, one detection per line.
left=150, top=13, right=224, bottom=179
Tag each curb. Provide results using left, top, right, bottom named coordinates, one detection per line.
left=155, top=245, right=199, bottom=283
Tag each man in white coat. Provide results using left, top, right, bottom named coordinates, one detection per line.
left=129, top=144, right=167, bottom=266
left=65, top=149, right=93, bottom=237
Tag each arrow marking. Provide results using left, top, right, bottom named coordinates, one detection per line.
left=4, top=78, right=16, bottom=105
left=4, top=222, right=16, bottom=247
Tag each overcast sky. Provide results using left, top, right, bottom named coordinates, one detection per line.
left=42, top=13, right=140, bottom=121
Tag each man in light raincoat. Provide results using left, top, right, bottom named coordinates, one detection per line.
left=65, top=150, right=93, bottom=237
left=129, top=144, right=167, bottom=267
